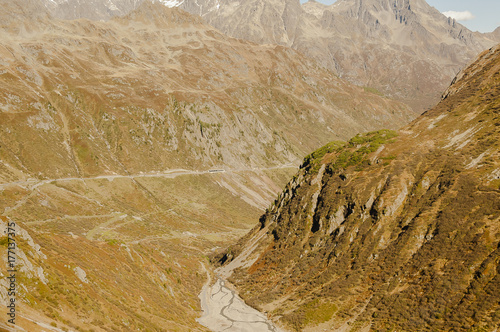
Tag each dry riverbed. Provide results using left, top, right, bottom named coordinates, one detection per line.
left=197, top=276, right=283, bottom=332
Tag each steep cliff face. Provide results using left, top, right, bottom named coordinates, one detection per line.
left=219, top=44, right=500, bottom=331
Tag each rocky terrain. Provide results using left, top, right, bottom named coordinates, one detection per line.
left=1, top=0, right=413, bottom=182
left=487, top=26, right=500, bottom=41
left=0, top=0, right=415, bottom=331
left=178, top=0, right=499, bottom=112
left=217, top=44, right=500, bottom=331
left=3, top=1, right=498, bottom=331
left=40, top=0, right=144, bottom=20
left=39, top=0, right=500, bottom=112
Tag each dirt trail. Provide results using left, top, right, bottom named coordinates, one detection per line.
left=85, top=212, right=127, bottom=240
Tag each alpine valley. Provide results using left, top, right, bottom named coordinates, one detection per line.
left=0, top=0, right=411, bottom=330
left=0, top=0, right=498, bottom=331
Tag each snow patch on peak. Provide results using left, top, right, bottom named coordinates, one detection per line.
left=107, top=0, right=119, bottom=11
left=156, top=0, right=184, bottom=8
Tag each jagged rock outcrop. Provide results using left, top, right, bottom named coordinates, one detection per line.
left=218, top=44, right=500, bottom=331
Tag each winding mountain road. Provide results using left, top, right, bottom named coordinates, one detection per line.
left=0, top=164, right=298, bottom=189
left=1, top=165, right=296, bottom=330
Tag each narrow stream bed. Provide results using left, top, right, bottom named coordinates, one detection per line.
left=197, top=276, right=283, bottom=332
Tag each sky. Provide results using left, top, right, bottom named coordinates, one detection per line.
left=299, top=0, right=500, bottom=33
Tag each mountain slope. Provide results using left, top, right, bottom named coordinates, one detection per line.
left=486, top=26, right=500, bottom=42
left=217, top=44, right=500, bottom=331
left=0, top=1, right=414, bottom=330
left=40, top=0, right=144, bottom=20
left=38, top=0, right=500, bottom=112
left=0, top=0, right=412, bottom=183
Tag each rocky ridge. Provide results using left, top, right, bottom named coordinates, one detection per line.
left=37, top=0, right=500, bottom=111
left=178, top=0, right=499, bottom=112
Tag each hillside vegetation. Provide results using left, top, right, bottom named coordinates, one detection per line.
left=0, top=1, right=419, bottom=330
left=217, top=44, right=500, bottom=331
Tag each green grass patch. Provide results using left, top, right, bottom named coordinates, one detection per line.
left=106, top=238, right=121, bottom=245
left=301, top=141, right=345, bottom=173
left=363, top=86, right=384, bottom=96
left=328, top=129, right=398, bottom=172
left=0, top=236, right=9, bottom=247
left=303, top=299, right=337, bottom=326
left=301, top=130, right=397, bottom=175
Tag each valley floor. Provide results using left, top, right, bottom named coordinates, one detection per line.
left=0, top=164, right=298, bottom=331
left=197, top=272, right=283, bottom=332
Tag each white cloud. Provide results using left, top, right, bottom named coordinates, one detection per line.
left=442, top=10, right=476, bottom=22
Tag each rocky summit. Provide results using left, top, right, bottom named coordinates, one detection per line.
left=216, top=44, right=500, bottom=331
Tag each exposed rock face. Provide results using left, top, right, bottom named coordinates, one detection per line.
left=35, top=0, right=500, bottom=112
left=486, top=26, right=500, bottom=42
left=40, top=0, right=144, bottom=20
left=193, top=0, right=305, bottom=46
left=218, top=44, right=500, bottom=331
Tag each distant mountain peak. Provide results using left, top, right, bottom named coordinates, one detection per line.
left=40, top=0, right=145, bottom=21
left=29, top=0, right=498, bottom=112
left=121, top=0, right=202, bottom=25
left=173, top=0, right=496, bottom=111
